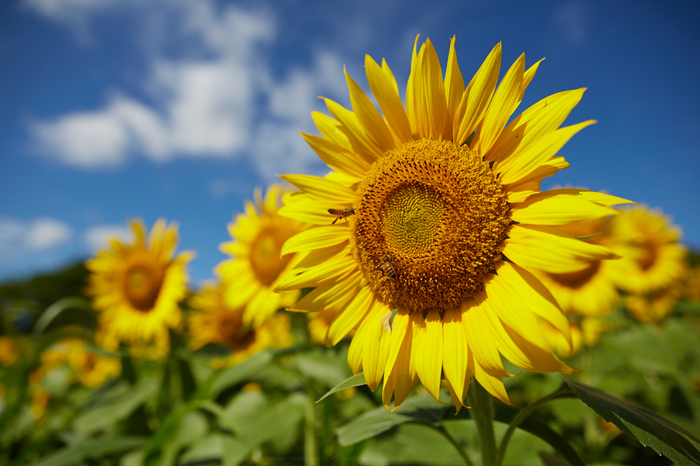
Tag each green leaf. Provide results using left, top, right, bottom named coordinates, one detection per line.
left=209, top=350, right=274, bottom=397
left=32, top=297, right=92, bottom=335
left=316, top=372, right=367, bottom=403
left=336, top=393, right=447, bottom=446
left=564, top=378, right=700, bottom=465
left=72, top=378, right=158, bottom=436
left=32, top=436, right=147, bottom=466
left=294, top=347, right=352, bottom=388
left=337, top=391, right=584, bottom=466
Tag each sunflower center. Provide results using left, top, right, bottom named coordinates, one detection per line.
left=547, top=261, right=601, bottom=289
left=217, top=311, right=256, bottom=351
left=250, top=227, right=293, bottom=286
left=636, top=240, right=658, bottom=271
left=352, top=139, right=510, bottom=312
left=123, top=258, right=165, bottom=312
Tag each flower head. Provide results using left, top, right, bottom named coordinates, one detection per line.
left=86, top=218, right=193, bottom=354
left=533, top=218, right=621, bottom=317
left=217, top=185, right=305, bottom=327
left=605, top=205, right=687, bottom=294
left=188, top=281, right=292, bottom=367
left=278, top=36, right=632, bottom=410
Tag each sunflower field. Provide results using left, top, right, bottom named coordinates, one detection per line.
left=2, top=37, right=700, bottom=466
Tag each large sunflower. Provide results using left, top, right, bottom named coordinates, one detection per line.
left=217, top=185, right=304, bottom=327
left=188, top=281, right=292, bottom=366
left=605, top=205, right=687, bottom=294
left=276, top=37, right=633, bottom=411
left=533, top=218, right=621, bottom=317
left=86, top=218, right=193, bottom=353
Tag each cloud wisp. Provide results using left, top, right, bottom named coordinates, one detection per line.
left=27, top=0, right=347, bottom=179
left=0, top=216, right=73, bottom=263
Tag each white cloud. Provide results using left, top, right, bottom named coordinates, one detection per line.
left=26, top=1, right=349, bottom=180
left=83, top=224, right=130, bottom=251
left=0, top=216, right=73, bottom=262
left=552, top=2, right=587, bottom=45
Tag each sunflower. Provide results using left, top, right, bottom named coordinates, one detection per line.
left=217, top=185, right=305, bottom=327
left=605, top=205, right=686, bottom=294
left=41, top=338, right=121, bottom=388
left=188, top=281, right=292, bottom=366
left=86, top=218, right=193, bottom=354
left=625, top=279, right=684, bottom=323
left=0, top=336, right=18, bottom=366
left=542, top=320, right=582, bottom=358
left=276, top=36, right=632, bottom=410
left=533, top=218, right=621, bottom=317
left=307, top=307, right=346, bottom=345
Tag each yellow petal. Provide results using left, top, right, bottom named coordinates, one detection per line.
left=510, top=191, right=618, bottom=225
left=504, top=224, right=616, bottom=274
left=488, top=88, right=586, bottom=163
left=462, top=296, right=511, bottom=378
left=382, top=310, right=417, bottom=410
left=361, top=301, right=392, bottom=391
left=473, top=53, right=526, bottom=157
left=312, top=111, right=353, bottom=151
left=443, top=36, right=464, bottom=141
left=416, top=38, right=447, bottom=140
left=414, top=311, right=445, bottom=403
left=282, top=225, right=349, bottom=255
left=365, top=55, right=412, bottom=144
left=491, top=262, right=571, bottom=344
left=481, top=275, right=574, bottom=373
left=325, top=285, right=374, bottom=346
left=505, top=157, right=569, bottom=203
left=278, top=195, right=340, bottom=226
left=497, top=120, right=595, bottom=185
left=345, top=66, right=395, bottom=152
left=301, top=132, right=368, bottom=181
left=279, top=174, right=356, bottom=205
left=454, top=43, right=502, bottom=145
left=274, top=253, right=356, bottom=291
left=442, top=307, right=469, bottom=405
left=323, top=97, right=383, bottom=162
left=472, top=354, right=512, bottom=405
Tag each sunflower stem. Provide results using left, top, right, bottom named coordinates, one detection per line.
left=467, top=379, right=497, bottom=466
left=436, top=424, right=475, bottom=466
left=495, top=383, right=575, bottom=466
left=304, top=383, right=318, bottom=466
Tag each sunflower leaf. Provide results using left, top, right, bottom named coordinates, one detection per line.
left=564, top=378, right=700, bottom=465
left=316, top=372, right=367, bottom=403
left=32, top=436, right=147, bottom=466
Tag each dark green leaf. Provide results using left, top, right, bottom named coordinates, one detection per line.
left=73, top=379, right=158, bottom=436
left=336, top=393, right=450, bottom=445
left=32, top=436, right=147, bottom=466
left=209, top=350, right=274, bottom=397
left=316, top=372, right=367, bottom=403
left=564, top=378, right=700, bottom=465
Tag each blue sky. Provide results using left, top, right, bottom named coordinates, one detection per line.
left=1, top=0, right=699, bottom=284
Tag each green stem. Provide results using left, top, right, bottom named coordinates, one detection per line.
left=436, top=424, right=476, bottom=466
left=467, top=379, right=497, bottom=466
left=495, top=384, right=574, bottom=466
left=304, top=384, right=318, bottom=466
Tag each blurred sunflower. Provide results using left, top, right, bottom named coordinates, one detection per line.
left=0, top=336, right=18, bottom=366
left=41, top=338, right=121, bottom=388
left=533, top=218, right=621, bottom=317
left=217, top=185, right=304, bottom=327
left=683, top=266, right=700, bottom=303
left=188, top=281, right=292, bottom=367
left=86, top=218, right=193, bottom=355
left=307, top=307, right=350, bottom=345
left=606, top=206, right=686, bottom=294
left=277, top=36, right=631, bottom=410
left=625, top=279, right=684, bottom=323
